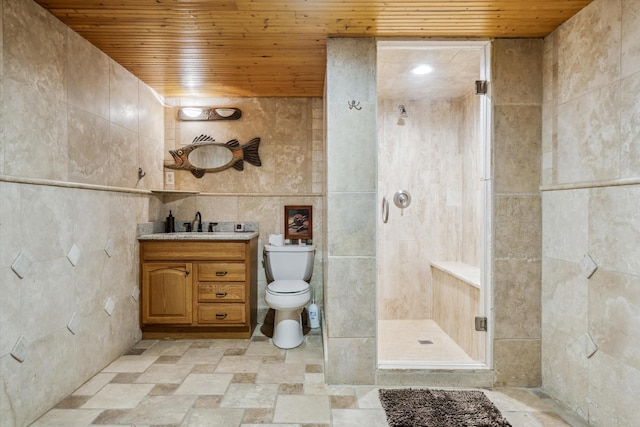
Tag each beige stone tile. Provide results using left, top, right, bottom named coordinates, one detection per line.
left=144, top=340, right=192, bottom=356
left=174, top=373, right=233, bottom=395
left=493, top=105, right=542, bottom=194
left=324, top=338, right=375, bottom=384
left=81, top=384, right=155, bottom=409
left=245, top=341, right=286, bottom=357
left=326, top=102, right=377, bottom=192
left=587, top=350, right=640, bottom=427
left=279, top=383, right=304, bottom=395
left=215, top=355, right=263, bottom=373
left=73, top=372, right=117, bottom=396
left=68, top=106, right=111, bottom=185
left=272, top=395, right=331, bottom=424
left=176, top=347, right=225, bottom=365
left=90, top=408, right=129, bottom=425
left=3, top=79, right=68, bottom=181
left=494, top=195, right=541, bottom=260
left=621, top=0, right=640, bottom=78
left=109, top=60, right=139, bottom=133
left=492, top=39, right=543, bottom=106
left=588, top=269, right=640, bottom=370
left=135, top=363, right=193, bottom=384
left=108, top=123, right=139, bottom=188
left=67, top=30, right=109, bottom=119
left=556, top=83, right=620, bottom=183
left=620, top=73, right=640, bottom=178
left=494, top=259, right=541, bottom=339
left=148, top=383, right=179, bottom=396
left=102, top=355, right=158, bottom=373
left=30, top=408, right=103, bottom=427
left=220, top=383, right=279, bottom=408
left=3, top=0, right=67, bottom=99
left=121, top=395, right=196, bottom=425
left=494, top=339, right=541, bottom=387
left=110, top=373, right=142, bottom=384
left=242, top=407, right=273, bottom=424
left=53, top=395, right=91, bottom=409
left=330, top=408, right=388, bottom=427
left=182, top=408, right=244, bottom=427
left=541, top=190, right=589, bottom=263
left=326, top=38, right=376, bottom=104
left=256, top=363, right=305, bottom=384
left=556, top=0, right=621, bottom=103
left=232, top=373, right=257, bottom=383
left=285, top=348, right=324, bottom=365
left=325, top=257, right=376, bottom=337
left=193, top=395, right=223, bottom=408
left=589, top=185, right=640, bottom=276
left=483, top=388, right=552, bottom=413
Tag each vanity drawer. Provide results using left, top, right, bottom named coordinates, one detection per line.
left=141, top=241, right=246, bottom=261
left=198, top=263, right=246, bottom=281
left=198, top=304, right=246, bottom=324
left=199, top=283, right=245, bottom=302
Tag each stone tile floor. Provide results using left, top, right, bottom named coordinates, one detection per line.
left=31, top=329, right=588, bottom=426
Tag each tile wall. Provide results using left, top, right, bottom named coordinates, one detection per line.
left=541, top=0, right=640, bottom=425
left=160, top=98, right=324, bottom=322
left=491, top=38, right=543, bottom=388
left=377, top=94, right=481, bottom=321
left=326, top=37, right=543, bottom=387
left=0, top=1, right=164, bottom=425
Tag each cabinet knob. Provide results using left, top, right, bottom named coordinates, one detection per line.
left=185, top=270, right=190, bottom=276
left=215, top=271, right=228, bottom=276
left=215, top=292, right=227, bottom=298
left=215, top=313, right=227, bottom=319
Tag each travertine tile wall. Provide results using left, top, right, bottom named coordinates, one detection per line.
left=491, top=38, right=543, bottom=387
left=377, top=95, right=481, bottom=321
left=541, top=0, right=640, bottom=425
left=325, top=38, right=378, bottom=384
left=326, top=37, right=543, bottom=387
left=0, top=1, right=164, bottom=425
left=161, top=98, right=324, bottom=322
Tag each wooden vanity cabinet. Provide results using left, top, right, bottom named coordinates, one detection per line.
left=139, top=238, right=258, bottom=339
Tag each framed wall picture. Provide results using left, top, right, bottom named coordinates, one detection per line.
left=284, top=205, right=312, bottom=240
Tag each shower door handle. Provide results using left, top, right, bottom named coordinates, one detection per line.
left=382, top=197, right=389, bottom=224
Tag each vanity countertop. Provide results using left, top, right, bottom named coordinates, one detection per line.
left=138, top=231, right=259, bottom=241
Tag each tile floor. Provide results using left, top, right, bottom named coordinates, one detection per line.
left=378, top=319, right=476, bottom=365
left=31, top=328, right=587, bottom=427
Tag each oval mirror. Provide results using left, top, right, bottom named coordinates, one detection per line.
left=189, top=145, right=233, bottom=169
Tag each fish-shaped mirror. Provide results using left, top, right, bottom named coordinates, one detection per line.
left=165, top=134, right=261, bottom=177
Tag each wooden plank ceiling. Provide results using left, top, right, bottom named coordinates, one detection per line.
left=35, top=0, right=593, bottom=98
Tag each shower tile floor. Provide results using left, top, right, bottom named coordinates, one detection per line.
left=378, top=319, right=476, bottom=365
left=30, top=327, right=586, bottom=427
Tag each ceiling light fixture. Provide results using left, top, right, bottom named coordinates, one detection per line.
left=411, top=64, right=434, bottom=75
left=177, top=107, right=242, bottom=121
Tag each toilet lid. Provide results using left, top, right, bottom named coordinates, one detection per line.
left=267, top=280, right=309, bottom=294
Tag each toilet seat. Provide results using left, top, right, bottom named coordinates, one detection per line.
left=266, top=279, right=310, bottom=295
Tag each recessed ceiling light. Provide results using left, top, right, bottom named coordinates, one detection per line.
left=411, top=64, right=434, bottom=75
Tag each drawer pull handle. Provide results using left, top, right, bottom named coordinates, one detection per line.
left=215, top=292, right=227, bottom=298
left=215, top=271, right=228, bottom=276
left=216, top=313, right=227, bottom=319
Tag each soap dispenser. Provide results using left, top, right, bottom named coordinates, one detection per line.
left=165, top=210, right=175, bottom=233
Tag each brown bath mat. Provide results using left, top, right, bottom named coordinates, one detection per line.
left=260, top=308, right=310, bottom=338
left=379, top=388, right=512, bottom=427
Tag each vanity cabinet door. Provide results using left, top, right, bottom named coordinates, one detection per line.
left=142, top=262, right=193, bottom=324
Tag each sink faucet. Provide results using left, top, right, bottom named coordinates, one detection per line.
left=192, top=211, right=202, bottom=232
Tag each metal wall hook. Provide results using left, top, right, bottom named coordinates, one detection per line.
left=137, top=167, right=146, bottom=180
left=348, top=100, right=362, bottom=110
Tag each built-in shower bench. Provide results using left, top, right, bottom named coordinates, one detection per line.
left=430, top=261, right=484, bottom=361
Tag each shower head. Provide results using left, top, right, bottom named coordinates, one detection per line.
left=397, top=105, right=408, bottom=126
left=398, top=105, right=408, bottom=119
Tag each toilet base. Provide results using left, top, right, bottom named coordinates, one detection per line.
left=272, top=308, right=304, bottom=349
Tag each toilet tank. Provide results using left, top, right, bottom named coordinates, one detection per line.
left=264, top=245, right=315, bottom=282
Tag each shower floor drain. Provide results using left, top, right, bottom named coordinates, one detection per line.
left=418, top=340, right=433, bottom=345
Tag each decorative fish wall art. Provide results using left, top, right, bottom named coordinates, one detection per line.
left=165, top=134, right=261, bottom=177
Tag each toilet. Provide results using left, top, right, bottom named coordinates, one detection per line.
left=263, top=244, right=315, bottom=349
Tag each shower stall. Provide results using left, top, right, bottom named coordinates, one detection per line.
left=376, top=41, right=492, bottom=369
